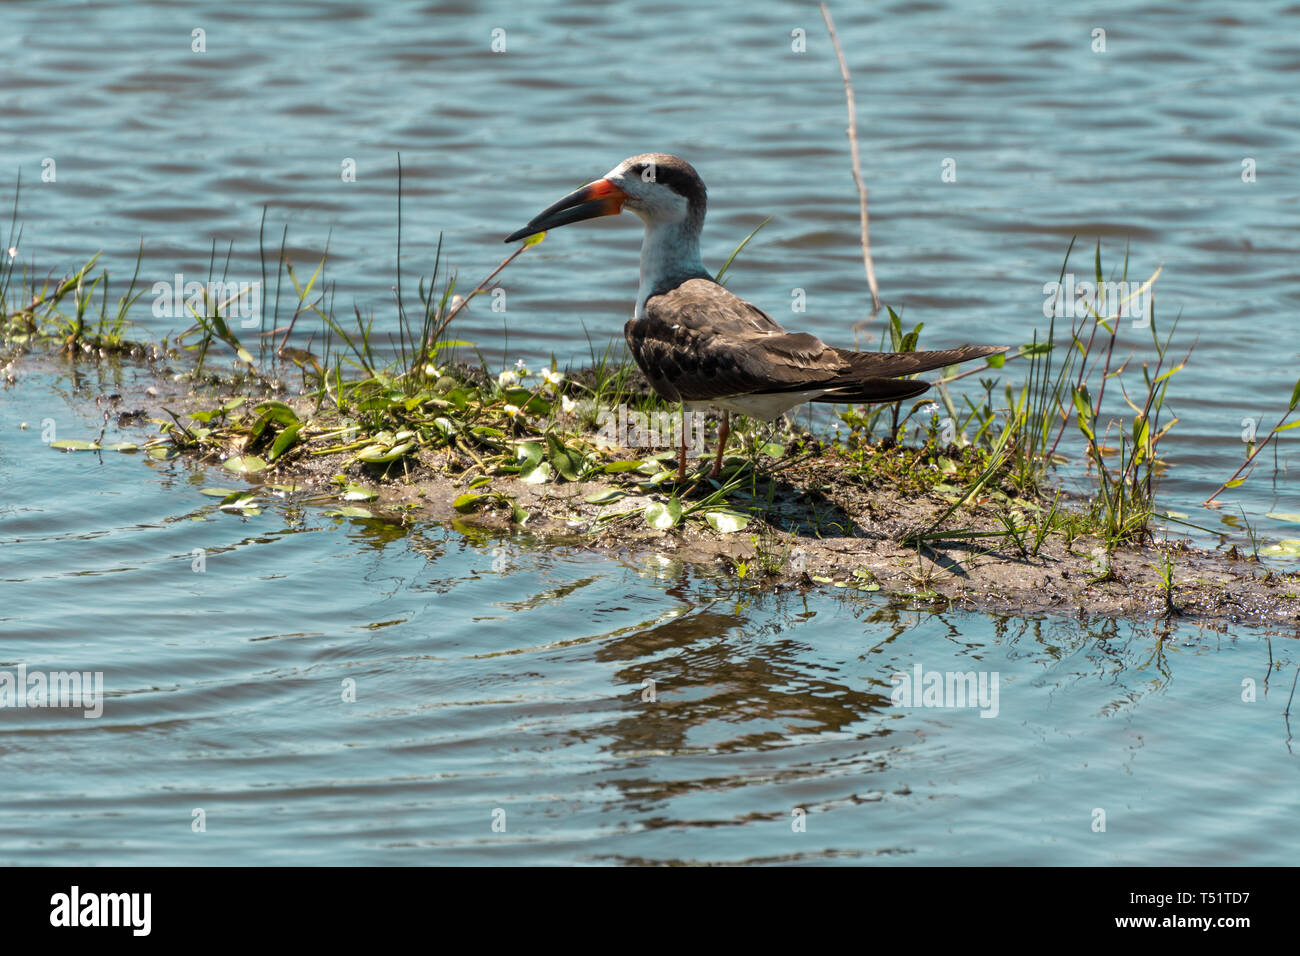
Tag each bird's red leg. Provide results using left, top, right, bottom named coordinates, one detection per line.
left=711, top=411, right=730, bottom=477
left=677, top=408, right=687, bottom=481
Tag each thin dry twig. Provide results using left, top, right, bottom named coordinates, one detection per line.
left=821, top=3, right=881, bottom=317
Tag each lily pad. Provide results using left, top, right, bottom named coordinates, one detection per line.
left=331, top=479, right=377, bottom=501
left=1266, top=513, right=1300, bottom=523
left=1259, top=539, right=1300, bottom=556
left=199, top=487, right=242, bottom=498
left=325, top=506, right=373, bottom=518
left=50, top=440, right=100, bottom=451
left=585, top=489, right=626, bottom=505
left=223, top=455, right=268, bottom=474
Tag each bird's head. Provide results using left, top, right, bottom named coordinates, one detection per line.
left=504, top=153, right=706, bottom=243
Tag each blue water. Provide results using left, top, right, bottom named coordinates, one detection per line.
left=2, top=0, right=1299, bottom=863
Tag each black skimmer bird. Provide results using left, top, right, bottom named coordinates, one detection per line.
left=504, top=153, right=1007, bottom=479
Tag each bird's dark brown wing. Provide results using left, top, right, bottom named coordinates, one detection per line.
left=627, top=277, right=1006, bottom=403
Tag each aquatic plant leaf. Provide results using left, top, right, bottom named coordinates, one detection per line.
left=547, top=434, right=585, bottom=481
left=520, top=461, right=551, bottom=484
left=255, top=401, right=298, bottom=425
left=50, top=439, right=100, bottom=451
left=358, top=441, right=414, bottom=463
left=644, top=498, right=682, bottom=530
left=223, top=455, right=268, bottom=474
left=601, top=460, right=643, bottom=473
left=705, top=511, right=750, bottom=533
left=269, top=421, right=303, bottom=461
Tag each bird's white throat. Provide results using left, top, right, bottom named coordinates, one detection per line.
left=634, top=217, right=709, bottom=318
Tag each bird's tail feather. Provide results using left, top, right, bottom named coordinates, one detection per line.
left=839, top=344, right=1008, bottom=379
left=810, top=378, right=931, bottom=405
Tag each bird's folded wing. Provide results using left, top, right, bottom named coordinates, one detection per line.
left=631, top=280, right=1007, bottom=402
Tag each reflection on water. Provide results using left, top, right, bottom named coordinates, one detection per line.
left=3, top=0, right=1300, bottom=864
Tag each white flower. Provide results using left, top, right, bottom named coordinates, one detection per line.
left=424, top=363, right=440, bottom=377
left=503, top=403, right=522, bottom=418
left=497, top=370, right=519, bottom=388
left=542, top=368, right=564, bottom=388
left=561, top=395, right=576, bottom=414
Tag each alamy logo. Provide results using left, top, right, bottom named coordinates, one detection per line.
left=49, top=886, right=150, bottom=936
left=596, top=404, right=707, bottom=454
left=0, top=664, right=103, bottom=718
left=1043, top=273, right=1150, bottom=327
left=152, top=273, right=261, bottom=328
left=890, top=664, right=1000, bottom=718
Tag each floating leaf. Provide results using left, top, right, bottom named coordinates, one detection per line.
left=199, top=487, right=241, bottom=498
left=326, top=506, right=373, bottom=518
left=223, top=455, right=268, bottom=474
left=705, top=511, right=750, bottom=533
left=50, top=439, right=100, bottom=451
left=147, top=446, right=178, bottom=461
left=585, top=488, right=625, bottom=504
left=1259, top=539, right=1300, bottom=556
left=1266, top=513, right=1300, bottom=523
left=104, top=442, right=138, bottom=452
left=219, top=492, right=260, bottom=511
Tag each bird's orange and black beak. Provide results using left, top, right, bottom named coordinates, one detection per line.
left=504, top=179, right=628, bottom=243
